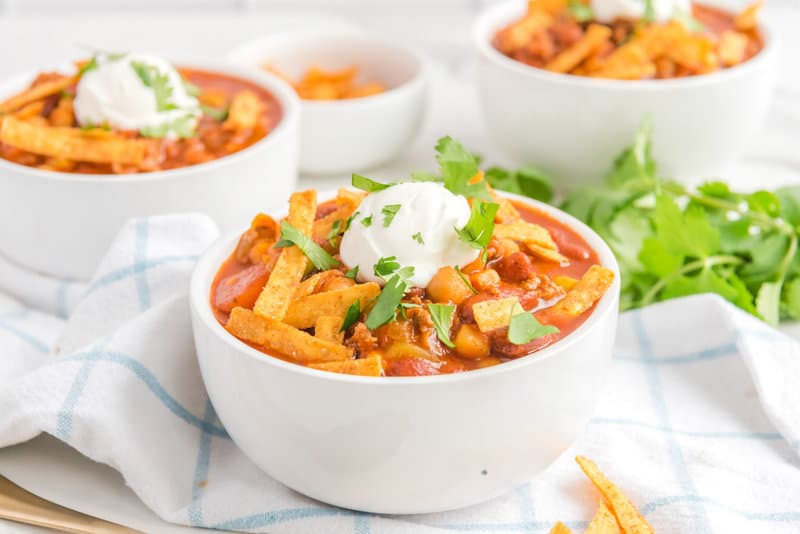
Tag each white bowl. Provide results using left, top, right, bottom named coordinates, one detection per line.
left=474, top=0, right=778, bottom=186
left=229, top=31, right=427, bottom=176
left=189, top=191, right=621, bottom=514
left=0, top=62, right=300, bottom=280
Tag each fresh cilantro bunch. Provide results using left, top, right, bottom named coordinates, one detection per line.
left=555, top=121, right=800, bottom=325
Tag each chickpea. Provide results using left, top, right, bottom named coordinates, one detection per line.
left=454, top=324, right=491, bottom=359
left=427, top=266, right=474, bottom=304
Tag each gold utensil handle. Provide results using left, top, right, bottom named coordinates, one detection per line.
left=0, top=475, right=142, bottom=533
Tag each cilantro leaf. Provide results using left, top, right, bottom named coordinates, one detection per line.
left=427, top=304, right=456, bottom=348
left=344, top=265, right=359, bottom=279
left=327, top=219, right=343, bottom=248
left=139, top=115, right=197, bottom=139
left=567, top=0, right=595, bottom=22
left=643, top=0, right=656, bottom=22
left=78, top=56, right=99, bottom=76
left=131, top=60, right=177, bottom=112
left=183, top=78, right=201, bottom=97
left=434, top=136, right=492, bottom=200
left=455, top=199, right=499, bottom=256
left=412, top=232, right=424, bottom=245
left=200, top=103, right=229, bottom=121
left=340, top=300, right=361, bottom=332
left=274, top=220, right=340, bottom=270
left=344, top=211, right=359, bottom=232
left=508, top=312, right=559, bottom=345
left=382, top=204, right=401, bottom=227
left=365, top=274, right=406, bottom=329
left=360, top=215, right=373, bottom=228
left=485, top=165, right=554, bottom=203
left=352, top=174, right=391, bottom=193
left=374, top=256, right=401, bottom=278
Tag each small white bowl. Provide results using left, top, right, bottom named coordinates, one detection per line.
left=189, top=191, right=620, bottom=514
left=0, top=62, right=300, bottom=280
left=229, top=32, right=427, bottom=176
left=474, top=0, right=778, bottom=186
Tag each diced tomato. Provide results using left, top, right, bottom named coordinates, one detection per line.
left=214, top=263, right=270, bottom=313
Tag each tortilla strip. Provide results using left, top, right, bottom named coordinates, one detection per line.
left=473, top=297, right=524, bottom=333
left=0, top=75, right=76, bottom=114
left=253, top=190, right=317, bottom=320
left=226, top=307, right=353, bottom=363
left=545, top=24, right=612, bottom=73
left=548, top=522, right=573, bottom=534
left=314, top=315, right=345, bottom=344
left=312, top=201, right=359, bottom=242
left=542, top=265, right=614, bottom=320
left=585, top=499, right=622, bottom=534
left=309, top=355, right=383, bottom=376
left=284, top=283, right=381, bottom=329
left=224, top=90, right=265, bottom=130
left=526, top=242, right=569, bottom=265
left=718, top=30, right=749, bottom=67
left=590, top=43, right=656, bottom=79
left=0, top=116, right=151, bottom=165
left=493, top=221, right=557, bottom=250
left=735, top=0, right=763, bottom=31
left=576, top=456, right=653, bottom=534
left=13, top=100, right=45, bottom=120
left=496, top=9, right=553, bottom=53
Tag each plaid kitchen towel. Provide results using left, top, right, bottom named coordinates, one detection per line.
left=0, top=214, right=798, bottom=533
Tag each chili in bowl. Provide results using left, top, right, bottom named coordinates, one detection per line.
left=474, top=0, right=777, bottom=186
left=189, top=137, right=620, bottom=513
left=0, top=53, right=300, bottom=279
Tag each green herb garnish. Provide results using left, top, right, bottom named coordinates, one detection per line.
left=485, top=165, right=553, bottom=203
left=567, top=0, right=595, bottom=22
left=352, top=173, right=391, bottom=193
left=540, top=119, right=800, bottom=325
left=183, top=79, right=201, bottom=97
left=200, top=103, right=229, bottom=121
left=275, top=220, right=340, bottom=271
left=344, top=211, right=359, bottom=232
left=78, top=56, right=99, bottom=76
left=344, top=266, right=359, bottom=279
left=508, top=312, right=559, bottom=345
left=79, top=122, right=111, bottom=132
left=340, top=301, right=361, bottom=332
left=412, top=232, right=424, bottom=245
left=361, top=215, right=373, bottom=228
left=435, top=136, right=493, bottom=200
left=374, top=256, right=401, bottom=278
left=672, top=9, right=707, bottom=32
left=365, top=274, right=407, bottom=330
left=427, top=303, right=456, bottom=348
left=327, top=219, right=343, bottom=248
left=382, top=204, right=401, bottom=227
left=643, top=0, right=656, bottom=22
left=455, top=199, right=499, bottom=261
left=139, top=115, right=197, bottom=139
left=130, top=60, right=177, bottom=112
left=455, top=265, right=478, bottom=295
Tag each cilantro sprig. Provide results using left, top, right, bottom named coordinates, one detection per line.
left=455, top=199, right=499, bottom=261
left=131, top=60, right=177, bottom=112
left=567, top=0, right=595, bottom=22
left=382, top=204, right=401, bottom=227
left=427, top=304, right=456, bottom=348
left=365, top=259, right=416, bottom=330
left=275, top=220, right=340, bottom=271
left=340, top=301, right=361, bottom=332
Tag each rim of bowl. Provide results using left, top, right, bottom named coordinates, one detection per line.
left=190, top=189, right=622, bottom=385
left=227, top=30, right=429, bottom=111
left=473, top=0, right=778, bottom=91
left=0, top=60, right=301, bottom=183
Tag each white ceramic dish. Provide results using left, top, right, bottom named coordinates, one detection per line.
left=474, top=0, right=778, bottom=186
left=0, top=62, right=301, bottom=280
left=229, top=31, right=427, bottom=176
left=189, top=191, right=620, bottom=514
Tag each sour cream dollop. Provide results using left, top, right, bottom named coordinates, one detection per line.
left=339, top=182, right=479, bottom=288
left=74, top=53, right=200, bottom=138
left=591, top=0, right=690, bottom=23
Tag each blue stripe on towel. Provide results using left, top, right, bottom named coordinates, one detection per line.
left=632, top=310, right=712, bottom=534
left=59, top=350, right=228, bottom=438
